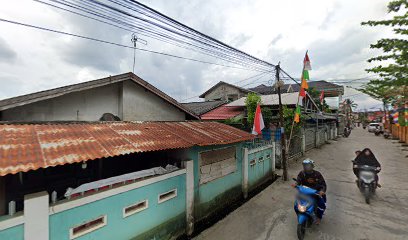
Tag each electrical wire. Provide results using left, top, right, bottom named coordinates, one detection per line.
left=0, top=17, right=270, bottom=71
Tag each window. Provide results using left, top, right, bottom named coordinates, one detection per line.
left=258, top=156, right=264, bottom=162
left=70, top=215, right=107, bottom=239
left=158, top=189, right=177, bottom=203
left=123, top=200, right=148, bottom=218
left=266, top=154, right=271, bottom=159
left=249, top=159, right=256, bottom=166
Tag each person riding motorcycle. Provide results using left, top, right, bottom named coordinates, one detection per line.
left=296, top=159, right=327, bottom=224
left=353, top=148, right=381, bottom=187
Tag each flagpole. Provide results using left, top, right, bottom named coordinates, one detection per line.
left=287, top=50, right=308, bottom=152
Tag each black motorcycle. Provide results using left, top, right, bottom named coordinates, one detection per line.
left=352, top=162, right=380, bottom=204
left=343, top=127, right=351, bottom=138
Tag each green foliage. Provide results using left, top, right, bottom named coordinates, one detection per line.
left=245, top=92, right=273, bottom=128
left=308, top=87, right=331, bottom=112
left=245, top=93, right=261, bottom=126
left=361, top=0, right=408, bottom=104
left=282, top=106, right=304, bottom=135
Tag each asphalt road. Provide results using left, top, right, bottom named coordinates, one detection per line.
left=194, top=127, right=408, bottom=240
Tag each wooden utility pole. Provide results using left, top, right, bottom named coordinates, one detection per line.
left=276, top=64, right=288, bottom=181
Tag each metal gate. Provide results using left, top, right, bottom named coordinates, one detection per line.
left=305, top=127, right=316, bottom=151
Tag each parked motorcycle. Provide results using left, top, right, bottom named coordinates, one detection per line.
left=383, top=130, right=390, bottom=139
left=293, top=178, right=319, bottom=240
left=352, top=162, right=380, bottom=204
left=343, top=126, right=351, bottom=138
left=374, top=128, right=383, bottom=136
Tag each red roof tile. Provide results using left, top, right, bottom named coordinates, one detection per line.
left=0, top=121, right=253, bottom=176
left=201, top=105, right=244, bottom=120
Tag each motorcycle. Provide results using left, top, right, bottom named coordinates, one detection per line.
left=374, top=128, right=383, bottom=136
left=293, top=178, right=319, bottom=240
left=352, top=162, right=380, bottom=204
left=383, top=131, right=391, bottom=139
left=343, top=127, right=351, bottom=138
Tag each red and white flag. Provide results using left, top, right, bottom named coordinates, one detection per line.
left=304, top=53, right=312, bottom=70
left=319, top=90, right=324, bottom=104
left=252, top=104, right=265, bottom=135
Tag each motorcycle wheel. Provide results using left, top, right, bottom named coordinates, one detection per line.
left=364, top=187, right=370, bottom=204
left=297, top=223, right=306, bottom=240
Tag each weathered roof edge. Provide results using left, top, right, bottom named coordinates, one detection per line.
left=199, top=81, right=253, bottom=98
left=0, top=72, right=199, bottom=119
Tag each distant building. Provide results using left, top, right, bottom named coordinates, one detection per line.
left=182, top=100, right=226, bottom=116
left=249, top=80, right=344, bottom=97
left=0, top=72, right=197, bottom=122
left=199, top=81, right=253, bottom=102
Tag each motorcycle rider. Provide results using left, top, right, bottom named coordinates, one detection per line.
left=296, top=159, right=327, bottom=225
left=353, top=148, right=381, bottom=187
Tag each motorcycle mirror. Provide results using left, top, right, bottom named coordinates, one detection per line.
left=292, top=178, right=297, bottom=182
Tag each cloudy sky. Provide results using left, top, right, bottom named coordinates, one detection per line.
left=0, top=0, right=396, bottom=110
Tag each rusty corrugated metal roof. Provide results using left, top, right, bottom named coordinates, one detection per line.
left=201, top=106, right=244, bottom=120
left=0, top=121, right=253, bottom=176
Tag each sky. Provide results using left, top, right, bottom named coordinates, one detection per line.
left=0, top=0, right=396, bottom=111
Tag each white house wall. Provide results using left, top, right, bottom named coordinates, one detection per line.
left=122, top=80, right=185, bottom=121
left=1, top=83, right=121, bottom=121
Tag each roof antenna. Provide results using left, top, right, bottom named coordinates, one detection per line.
left=131, top=33, right=147, bottom=73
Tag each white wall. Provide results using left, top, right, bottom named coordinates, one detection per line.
left=122, top=81, right=185, bottom=121
left=1, top=83, right=121, bottom=121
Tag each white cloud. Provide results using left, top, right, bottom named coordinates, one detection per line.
left=0, top=0, right=395, bottom=110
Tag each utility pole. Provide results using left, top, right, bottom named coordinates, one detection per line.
left=276, top=64, right=288, bottom=181
left=131, top=33, right=147, bottom=73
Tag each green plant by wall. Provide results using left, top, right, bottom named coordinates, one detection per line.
left=283, top=106, right=304, bottom=135
left=245, top=92, right=273, bottom=128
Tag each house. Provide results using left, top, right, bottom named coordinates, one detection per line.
left=0, top=121, right=278, bottom=240
left=0, top=72, right=198, bottom=122
left=182, top=100, right=226, bottom=116
left=199, top=81, right=253, bottom=102
left=249, top=80, right=344, bottom=97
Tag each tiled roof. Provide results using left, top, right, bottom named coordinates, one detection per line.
left=201, top=105, right=244, bottom=120
left=0, top=72, right=198, bottom=119
left=0, top=121, right=253, bottom=176
left=182, top=100, right=227, bottom=116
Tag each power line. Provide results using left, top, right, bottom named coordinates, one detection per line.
left=34, top=0, right=276, bottom=73
left=0, top=18, right=269, bottom=71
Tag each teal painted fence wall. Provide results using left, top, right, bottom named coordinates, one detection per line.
left=0, top=224, right=24, bottom=240
left=247, top=146, right=273, bottom=190
left=49, top=173, right=186, bottom=240
left=188, top=143, right=244, bottom=222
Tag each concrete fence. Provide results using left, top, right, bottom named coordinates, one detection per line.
left=391, top=125, right=408, bottom=143
left=0, top=144, right=277, bottom=240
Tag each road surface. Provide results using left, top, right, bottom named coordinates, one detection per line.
left=194, top=127, right=408, bottom=240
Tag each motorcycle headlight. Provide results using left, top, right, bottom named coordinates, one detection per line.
left=297, top=204, right=307, bottom=213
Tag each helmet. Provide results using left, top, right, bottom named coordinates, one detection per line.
left=302, top=158, right=315, bottom=171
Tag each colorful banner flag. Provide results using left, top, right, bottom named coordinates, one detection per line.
left=304, top=53, right=312, bottom=70
left=319, top=90, right=324, bottom=104
left=294, top=105, right=301, bottom=123
left=252, top=104, right=265, bottom=135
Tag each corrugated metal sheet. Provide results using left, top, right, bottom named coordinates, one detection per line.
left=227, top=92, right=299, bottom=107
left=0, top=121, right=253, bottom=176
left=201, top=106, right=244, bottom=120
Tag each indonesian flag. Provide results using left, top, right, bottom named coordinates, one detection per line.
left=299, top=87, right=306, bottom=104
left=304, top=52, right=312, bottom=70
left=319, top=90, right=324, bottom=104
left=252, top=104, right=265, bottom=135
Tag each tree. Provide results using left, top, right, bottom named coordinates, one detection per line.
left=361, top=0, right=408, bottom=104
left=282, top=106, right=304, bottom=135
left=308, top=87, right=330, bottom=112
left=245, top=92, right=273, bottom=128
